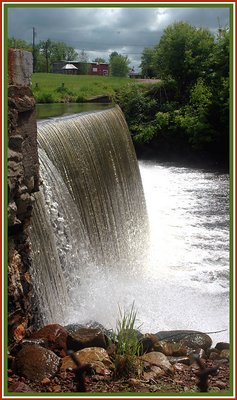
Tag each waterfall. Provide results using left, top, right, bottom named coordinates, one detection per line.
left=30, top=106, right=149, bottom=325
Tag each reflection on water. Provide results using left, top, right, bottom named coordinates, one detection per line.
left=36, top=103, right=112, bottom=120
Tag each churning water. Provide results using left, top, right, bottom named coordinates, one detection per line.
left=30, top=107, right=229, bottom=345
left=69, top=162, right=229, bottom=345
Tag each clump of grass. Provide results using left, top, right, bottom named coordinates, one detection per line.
left=110, top=302, right=143, bottom=378
left=35, top=92, right=54, bottom=103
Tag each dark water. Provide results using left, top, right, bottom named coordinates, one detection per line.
left=36, top=103, right=112, bottom=120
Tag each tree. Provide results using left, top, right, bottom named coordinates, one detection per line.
left=93, top=57, right=106, bottom=63
left=8, top=37, right=32, bottom=52
left=140, top=47, right=156, bottom=78
left=153, top=22, right=215, bottom=97
left=78, top=49, right=89, bottom=74
left=110, top=53, right=130, bottom=77
left=32, top=39, right=78, bottom=72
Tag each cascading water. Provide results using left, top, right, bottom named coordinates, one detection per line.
left=30, top=106, right=229, bottom=344
left=30, top=106, right=149, bottom=325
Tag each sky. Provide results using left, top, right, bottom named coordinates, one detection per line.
left=7, top=5, right=230, bottom=70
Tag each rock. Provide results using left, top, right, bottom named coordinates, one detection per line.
left=30, top=324, right=69, bottom=355
left=167, top=356, right=191, bottom=365
left=219, top=349, right=229, bottom=360
left=66, top=328, right=107, bottom=351
left=15, top=344, right=60, bottom=382
left=140, top=334, right=159, bottom=353
left=140, top=352, right=173, bottom=373
left=8, top=135, right=23, bottom=151
left=127, top=378, right=141, bottom=386
left=155, top=330, right=212, bottom=351
left=143, top=365, right=165, bottom=381
left=209, top=350, right=221, bottom=360
left=8, top=381, right=33, bottom=392
left=61, top=347, right=113, bottom=372
left=215, top=380, right=227, bottom=390
left=154, top=340, right=189, bottom=356
left=215, top=342, right=229, bottom=351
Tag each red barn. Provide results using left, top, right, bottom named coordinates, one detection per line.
left=89, top=63, right=109, bottom=76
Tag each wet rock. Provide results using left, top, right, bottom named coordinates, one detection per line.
left=155, top=330, right=212, bottom=351
left=30, top=324, right=69, bottom=355
left=66, top=328, right=107, bottom=351
left=8, top=381, right=33, bottom=392
left=141, top=352, right=173, bottom=373
left=215, top=342, right=229, bottom=351
left=15, top=344, right=60, bottom=382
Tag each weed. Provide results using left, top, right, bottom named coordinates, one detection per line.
left=110, top=302, right=143, bottom=378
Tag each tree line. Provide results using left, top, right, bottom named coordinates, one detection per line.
left=115, top=22, right=230, bottom=166
left=8, top=37, right=131, bottom=76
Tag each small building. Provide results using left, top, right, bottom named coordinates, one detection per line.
left=52, top=61, right=109, bottom=76
left=89, top=63, right=109, bottom=76
left=129, top=71, right=142, bottom=79
left=61, top=63, right=78, bottom=75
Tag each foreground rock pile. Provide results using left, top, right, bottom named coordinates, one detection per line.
left=8, top=322, right=230, bottom=394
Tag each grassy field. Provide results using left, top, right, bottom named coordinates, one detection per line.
left=32, top=73, right=140, bottom=103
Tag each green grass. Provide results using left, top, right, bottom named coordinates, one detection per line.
left=32, top=73, right=139, bottom=103
left=110, top=302, right=143, bottom=378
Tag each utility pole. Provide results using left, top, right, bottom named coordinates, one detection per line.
left=32, top=27, right=36, bottom=72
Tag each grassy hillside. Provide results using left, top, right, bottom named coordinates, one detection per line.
left=32, top=73, right=137, bottom=103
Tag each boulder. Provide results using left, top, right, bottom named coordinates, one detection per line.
left=66, top=328, right=107, bottom=351
left=155, top=330, right=212, bottom=351
left=30, top=324, right=69, bottom=355
left=141, top=352, right=173, bottom=373
left=15, top=344, right=60, bottom=382
left=61, top=347, right=113, bottom=372
left=215, top=342, right=229, bottom=351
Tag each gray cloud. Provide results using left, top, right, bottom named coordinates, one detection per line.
left=7, top=5, right=230, bottom=69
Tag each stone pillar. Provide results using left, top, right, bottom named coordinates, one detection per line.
left=8, top=49, right=39, bottom=344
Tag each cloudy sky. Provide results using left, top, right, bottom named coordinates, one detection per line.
left=8, top=5, right=230, bottom=70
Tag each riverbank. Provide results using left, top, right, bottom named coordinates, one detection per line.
left=32, top=73, right=149, bottom=103
left=7, top=323, right=231, bottom=395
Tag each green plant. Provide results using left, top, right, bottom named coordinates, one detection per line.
left=110, top=302, right=143, bottom=378
left=35, top=92, right=54, bottom=103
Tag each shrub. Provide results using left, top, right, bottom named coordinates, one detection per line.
left=35, top=92, right=54, bottom=103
